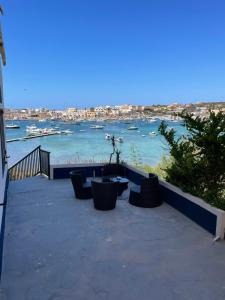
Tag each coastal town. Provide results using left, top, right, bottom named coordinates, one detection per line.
left=5, top=101, right=225, bottom=122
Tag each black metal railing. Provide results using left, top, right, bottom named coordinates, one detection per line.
left=9, top=146, right=50, bottom=181
left=40, top=149, right=50, bottom=178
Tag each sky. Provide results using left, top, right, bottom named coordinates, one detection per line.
left=1, top=0, right=225, bottom=109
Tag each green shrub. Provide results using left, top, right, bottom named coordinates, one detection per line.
left=159, top=110, right=225, bottom=210
left=139, top=156, right=172, bottom=180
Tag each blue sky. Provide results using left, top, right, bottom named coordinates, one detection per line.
left=2, top=0, right=225, bottom=109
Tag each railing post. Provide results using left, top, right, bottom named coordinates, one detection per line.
left=47, top=152, right=50, bottom=179
left=39, top=147, right=42, bottom=175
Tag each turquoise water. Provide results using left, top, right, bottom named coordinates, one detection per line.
left=5, top=120, right=186, bottom=167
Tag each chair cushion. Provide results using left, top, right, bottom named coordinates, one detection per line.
left=130, top=184, right=141, bottom=194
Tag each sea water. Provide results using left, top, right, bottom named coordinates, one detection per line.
left=5, top=120, right=186, bottom=167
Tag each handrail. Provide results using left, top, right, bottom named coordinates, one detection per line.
left=9, top=146, right=41, bottom=170
left=8, top=146, right=50, bottom=181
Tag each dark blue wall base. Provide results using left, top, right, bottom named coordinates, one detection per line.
left=124, top=166, right=145, bottom=185
left=160, top=184, right=217, bottom=235
left=53, top=166, right=104, bottom=179
left=0, top=172, right=9, bottom=282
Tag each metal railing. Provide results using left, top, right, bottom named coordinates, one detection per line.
left=8, top=146, right=50, bottom=181
left=40, top=149, right=50, bottom=179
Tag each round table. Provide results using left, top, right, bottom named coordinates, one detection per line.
left=110, top=177, right=129, bottom=196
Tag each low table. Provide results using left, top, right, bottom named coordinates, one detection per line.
left=110, top=177, right=129, bottom=196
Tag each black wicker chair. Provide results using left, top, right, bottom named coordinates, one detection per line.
left=91, top=181, right=118, bottom=210
left=102, top=163, right=125, bottom=177
left=129, top=173, right=162, bottom=208
left=70, top=171, right=92, bottom=199
left=70, top=169, right=87, bottom=184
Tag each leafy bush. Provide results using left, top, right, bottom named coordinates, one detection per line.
left=139, top=156, right=172, bottom=180
left=159, top=110, right=225, bottom=210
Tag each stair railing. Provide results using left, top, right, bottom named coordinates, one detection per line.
left=8, top=146, right=50, bottom=181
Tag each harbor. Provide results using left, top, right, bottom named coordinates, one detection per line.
left=5, top=119, right=186, bottom=167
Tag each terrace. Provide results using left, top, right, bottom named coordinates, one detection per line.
left=1, top=163, right=225, bottom=299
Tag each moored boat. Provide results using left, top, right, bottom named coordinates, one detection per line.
left=116, top=137, right=123, bottom=143
left=90, top=125, right=104, bottom=129
left=5, top=123, right=20, bottom=129
left=149, top=131, right=157, bottom=136
left=127, top=125, right=138, bottom=130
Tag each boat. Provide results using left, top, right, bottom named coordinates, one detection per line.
left=38, top=119, right=47, bottom=122
left=105, top=133, right=111, bottom=140
left=149, top=131, right=157, bottom=136
left=116, top=137, right=123, bottom=143
left=26, top=125, right=58, bottom=136
left=26, top=125, right=38, bottom=132
left=61, top=129, right=73, bottom=134
left=127, top=126, right=138, bottom=130
left=79, top=129, right=86, bottom=132
left=90, top=125, right=104, bottom=129
left=5, top=124, right=20, bottom=129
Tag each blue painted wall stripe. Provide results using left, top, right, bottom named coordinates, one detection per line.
left=160, top=185, right=217, bottom=235
left=53, top=166, right=104, bottom=179
left=0, top=173, right=9, bottom=282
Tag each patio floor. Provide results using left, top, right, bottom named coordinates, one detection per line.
left=1, top=176, right=225, bottom=300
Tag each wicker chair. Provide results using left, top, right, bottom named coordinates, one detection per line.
left=70, top=171, right=92, bottom=199
left=129, top=174, right=162, bottom=208
left=91, top=181, right=118, bottom=210
left=70, top=169, right=87, bottom=183
left=102, top=163, right=125, bottom=177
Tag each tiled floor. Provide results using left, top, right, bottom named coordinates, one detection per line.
left=1, top=176, right=225, bottom=300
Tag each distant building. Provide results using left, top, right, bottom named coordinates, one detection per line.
left=67, top=107, right=77, bottom=113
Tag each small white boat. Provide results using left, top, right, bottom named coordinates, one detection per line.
left=39, top=119, right=47, bottom=122
left=79, top=129, right=86, bottom=132
left=5, top=124, right=20, bottom=129
left=149, top=131, right=157, bottom=136
left=141, top=134, right=146, bottom=137
left=116, top=137, right=123, bottom=143
left=127, top=126, right=138, bottom=130
left=61, top=129, right=73, bottom=134
left=105, top=133, right=111, bottom=140
left=26, top=125, right=38, bottom=132
left=90, top=125, right=104, bottom=129
left=26, top=125, right=58, bottom=136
